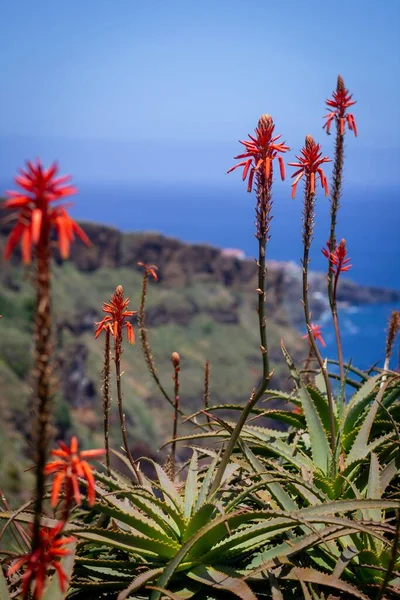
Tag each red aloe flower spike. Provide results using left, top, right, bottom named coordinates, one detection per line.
left=137, top=261, right=159, bottom=281
left=3, top=160, right=91, bottom=263
left=44, top=436, right=105, bottom=507
left=302, top=323, right=326, bottom=347
left=323, top=75, right=358, bottom=137
left=94, top=285, right=137, bottom=344
left=322, top=238, right=352, bottom=276
left=227, top=115, right=289, bottom=192
left=7, top=523, right=75, bottom=599
left=288, top=135, right=331, bottom=199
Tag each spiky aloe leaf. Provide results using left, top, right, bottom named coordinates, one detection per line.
left=381, top=457, right=400, bottom=492
left=154, top=463, right=184, bottom=512
left=188, top=565, right=257, bottom=600
left=110, top=448, right=143, bottom=485
left=117, top=567, right=164, bottom=600
left=183, top=503, right=216, bottom=542
left=364, top=453, right=383, bottom=522
left=73, top=527, right=179, bottom=559
left=296, top=498, right=399, bottom=517
left=306, top=386, right=333, bottom=435
left=149, top=510, right=266, bottom=600
left=245, top=526, right=363, bottom=576
left=332, top=545, right=359, bottom=578
left=344, top=374, right=381, bottom=436
left=194, top=451, right=220, bottom=510
left=0, top=567, right=11, bottom=600
left=281, top=342, right=331, bottom=474
left=92, top=490, right=177, bottom=543
left=209, top=405, right=306, bottom=428
left=201, top=518, right=296, bottom=561
left=327, top=360, right=369, bottom=382
left=75, top=558, right=137, bottom=570
left=241, top=429, right=312, bottom=472
left=282, top=566, right=370, bottom=599
left=239, top=441, right=299, bottom=511
left=146, top=587, right=183, bottom=600
left=0, top=511, right=59, bottom=529
left=123, top=490, right=182, bottom=540
left=184, top=451, right=198, bottom=520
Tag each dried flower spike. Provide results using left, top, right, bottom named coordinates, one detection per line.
left=302, top=323, right=326, bottom=347
left=95, top=285, right=137, bottom=344
left=385, top=309, right=400, bottom=364
left=323, top=75, right=358, bottom=136
left=8, top=523, right=75, bottom=599
left=44, top=436, right=105, bottom=507
left=227, top=115, right=289, bottom=192
left=289, top=135, right=331, bottom=199
left=3, top=160, right=90, bottom=263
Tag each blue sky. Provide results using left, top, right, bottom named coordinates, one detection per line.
left=0, top=0, right=399, bottom=184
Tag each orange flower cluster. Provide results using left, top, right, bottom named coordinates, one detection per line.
left=289, top=136, right=331, bottom=199
left=45, top=436, right=105, bottom=507
left=138, top=261, right=159, bottom=281
left=302, top=323, right=326, bottom=347
left=8, top=523, right=75, bottom=599
left=323, top=76, right=357, bottom=136
left=227, top=115, right=289, bottom=192
left=322, top=239, right=352, bottom=276
left=94, top=285, right=136, bottom=344
left=3, top=160, right=90, bottom=263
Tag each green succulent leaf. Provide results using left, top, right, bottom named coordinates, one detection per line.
left=282, top=566, right=370, bottom=599
left=117, top=567, right=164, bottom=600
left=188, top=565, right=257, bottom=599
left=344, top=374, right=381, bottom=436
left=92, top=490, right=176, bottom=543
left=73, top=527, right=179, bottom=559
left=184, top=451, right=198, bottom=520
left=281, top=342, right=331, bottom=474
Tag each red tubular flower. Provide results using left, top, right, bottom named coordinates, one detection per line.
left=8, top=523, right=75, bottom=599
left=322, top=238, right=352, bottom=276
left=323, top=75, right=358, bottom=137
left=288, top=135, right=331, bottom=199
left=302, top=323, right=326, bottom=347
left=227, top=115, right=289, bottom=192
left=3, top=160, right=91, bottom=263
left=44, top=436, right=105, bottom=507
left=137, top=261, right=159, bottom=281
left=94, top=285, right=137, bottom=344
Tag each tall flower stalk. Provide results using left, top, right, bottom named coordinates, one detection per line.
left=289, top=136, right=336, bottom=450
left=210, top=115, right=288, bottom=494
left=3, top=160, right=90, bottom=554
left=323, top=76, right=357, bottom=386
left=170, top=352, right=181, bottom=478
left=101, top=329, right=111, bottom=475
left=322, top=238, right=352, bottom=386
left=95, top=286, right=142, bottom=484
left=137, top=263, right=173, bottom=406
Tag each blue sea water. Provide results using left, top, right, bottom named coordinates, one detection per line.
left=1, top=179, right=399, bottom=369
left=320, top=304, right=398, bottom=371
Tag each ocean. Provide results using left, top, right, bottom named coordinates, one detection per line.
left=2, top=179, right=400, bottom=370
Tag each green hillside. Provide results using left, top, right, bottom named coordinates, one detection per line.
left=0, top=238, right=302, bottom=504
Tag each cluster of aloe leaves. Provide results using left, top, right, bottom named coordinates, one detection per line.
left=2, top=344, right=398, bottom=599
